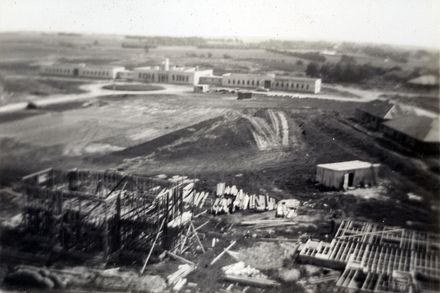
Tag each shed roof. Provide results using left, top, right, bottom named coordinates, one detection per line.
left=317, top=160, right=379, bottom=171
left=357, top=99, right=395, bottom=119
left=382, top=115, right=440, bottom=143
left=407, top=75, right=439, bottom=86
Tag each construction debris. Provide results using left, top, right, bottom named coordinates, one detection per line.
left=165, top=250, right=196, bottom=266
left=167, top=264, right=196, bottom=291
left=278, top=268, right=301, bottom=282
left=276, top=199, right=300, bottom=218
left=222, top=275, right=280, bottom=288
left=222, top=261, right=265, bottom=278
left=221, top=262, right=280, bottom=288
left=298, top=219, right=440, bottom=292
left=212, top=183, right=277, bottom=214
left=4, top=265, right=167, bottom=292
left=210, top=241, right=237, bottom=266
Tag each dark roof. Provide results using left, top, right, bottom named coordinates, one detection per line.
left=357, top=100, right=395, bottom=119
left=382, top=115, right=440, bottom=143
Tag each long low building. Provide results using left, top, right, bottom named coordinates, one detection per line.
left=40, top=58, right=322, bottom=93
left=41, top=63, right=125, bottom=79
left=272, top=76, right=321, bottom=93
left=217, top=72, right=321, bottom=93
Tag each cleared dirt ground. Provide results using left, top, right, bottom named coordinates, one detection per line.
left=0, top=88, right=438, bottom=231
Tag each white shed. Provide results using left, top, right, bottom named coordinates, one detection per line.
left=316, top=160, right=380, bottom=189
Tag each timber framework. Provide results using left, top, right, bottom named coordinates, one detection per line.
left=21, top=168, right=205, bottom=268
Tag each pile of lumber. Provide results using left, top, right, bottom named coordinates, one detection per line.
left=221, top=262, right=280, bottom=288
left=182, top=183, right=209, bottom=209
left=212, top=183, right=277, bottom=214
left=167, top=264, right=196, bottom=291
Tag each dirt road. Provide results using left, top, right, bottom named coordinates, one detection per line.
left=0, top=81, right=193, bottom=113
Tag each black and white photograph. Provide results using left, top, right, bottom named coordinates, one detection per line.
left=0, top=0, right=439, bottom=292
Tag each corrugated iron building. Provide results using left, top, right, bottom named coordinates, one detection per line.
left=316, top=160, right=380, bottom=189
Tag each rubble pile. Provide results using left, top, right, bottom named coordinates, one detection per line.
left=211, top=182, right=277, bottom=214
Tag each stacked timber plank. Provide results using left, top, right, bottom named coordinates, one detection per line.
left=167, top=264, right=196, bottom=291
left=211, top=183, right=277, bottom=214
left=182, top=182, right=209, bottom=209
left=221, top=262, right=280, bottom=288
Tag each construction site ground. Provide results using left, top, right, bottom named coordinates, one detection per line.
left=0, top=82, right=439, bottom=292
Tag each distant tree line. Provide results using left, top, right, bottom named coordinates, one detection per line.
left=305, top=55, right=419, bottom=83
left=124, top=36, right=207, bottom=47
left=267, top=49, right=326, bottom=62
left=58, top=32, right=82, bottom=37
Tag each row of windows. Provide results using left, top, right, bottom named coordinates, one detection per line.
left=227, top=79, right=261, bottom=86
left=82, top=71, right=110, bottom=77
left=138, top=73, right=190, bottom=82
left=139, top=73, right=154, bottom=79
left=45, top=68, right=71, bottom=74
left=275, top=82, right=310, bottom=90
left=172, top=75, right=189, bottom=82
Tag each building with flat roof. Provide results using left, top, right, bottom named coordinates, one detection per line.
left=316, top=160, right=380, bottom=189
left=221, top=73, right=275, bottom=90
left=40, top=59, right=322, bottom=93
left=41, top=64, right=125, bottom=79
left=133, top=58, right=213, bottom=85
left=220, top=73, right=321, bottom=94
left=199, top=76, right=223, bottom=86
left=77, top=65, right=125, bottom=79
left=273, top=76, right=321, bottom=94
left=41, top=63, right=84, bottom=77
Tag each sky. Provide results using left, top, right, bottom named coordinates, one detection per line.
left=0, top=0, right=439, bottom=48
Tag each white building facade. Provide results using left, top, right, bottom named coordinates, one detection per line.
left=40, top=59, right=322, bottom=93
left=273, top=76, right=321, bottom=94
left=41, top=64, right=125, bottom=79
left=216, top=72, right=321, bottom=94
left=221, top=73, right=275, bottom=89
left=132, top=58, right=213, bottom=85
left=41, top=64, right=81, bottom=77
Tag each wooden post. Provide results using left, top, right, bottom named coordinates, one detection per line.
left=115, top=193, right=121, bottom=250
left=165, top=250, right=196, bottom=266
left=191, top=222, right=205, bottom=253
left=103, top=203, right=109, bottom=260
left=140, top=218, right=166, bottom=275
left=209, top=241, right=236, bottom=266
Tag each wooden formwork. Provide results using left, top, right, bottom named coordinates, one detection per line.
left=299, top=219, right=440, bottom=292
left=20, top=168, right=191, bottom=264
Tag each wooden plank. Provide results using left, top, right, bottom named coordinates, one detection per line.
left=222, top=275, right=280, bottom=287
left=191, top=222, right=206, bottom=253
left=165, top=250, right=196, bottom=266
left=209, top=241, right=236, bottom=266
